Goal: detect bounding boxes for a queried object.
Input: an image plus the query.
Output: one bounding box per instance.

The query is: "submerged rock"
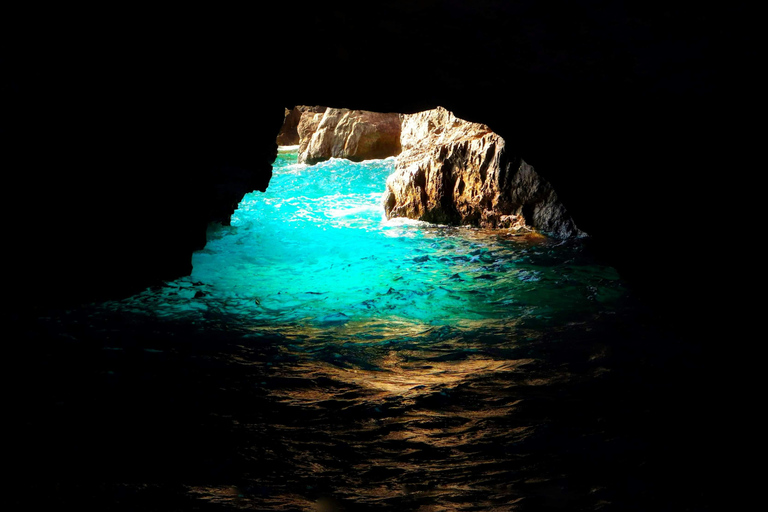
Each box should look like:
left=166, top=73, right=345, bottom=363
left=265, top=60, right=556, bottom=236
left=384, top=107, right=585, bottom=238
left=297, top=107, right=402, bottom=164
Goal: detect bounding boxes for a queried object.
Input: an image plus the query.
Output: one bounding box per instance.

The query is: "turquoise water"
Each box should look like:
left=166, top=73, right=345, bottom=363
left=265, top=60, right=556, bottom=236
left=105, top=147, right=626, bottom=333
left=30, top=149, right=684, bottom=510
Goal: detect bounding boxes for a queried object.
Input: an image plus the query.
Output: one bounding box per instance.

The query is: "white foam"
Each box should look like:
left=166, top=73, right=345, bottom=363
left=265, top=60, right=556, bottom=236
left=327, top=205, right=377, bottom=217
left=382, top=216, right=434, bottom=227
left=275, top=163, right=310, bottom=174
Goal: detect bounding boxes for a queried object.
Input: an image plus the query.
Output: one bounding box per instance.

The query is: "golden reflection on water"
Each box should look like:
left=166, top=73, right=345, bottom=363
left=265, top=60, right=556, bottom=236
left=186, top=316, right=583, bottom=510
left=272, top=355, right=534, bottom=406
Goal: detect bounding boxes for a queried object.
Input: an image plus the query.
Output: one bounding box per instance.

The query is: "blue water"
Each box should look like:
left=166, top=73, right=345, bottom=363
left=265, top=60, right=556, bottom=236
left=34, top=149, right=689, bottom=510
left=104, top=147, right=627, bottom=334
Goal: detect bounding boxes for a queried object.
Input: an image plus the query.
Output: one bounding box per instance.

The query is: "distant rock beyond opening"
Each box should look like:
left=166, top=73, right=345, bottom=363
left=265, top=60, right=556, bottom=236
left=277, top=106, right=584, bottom=239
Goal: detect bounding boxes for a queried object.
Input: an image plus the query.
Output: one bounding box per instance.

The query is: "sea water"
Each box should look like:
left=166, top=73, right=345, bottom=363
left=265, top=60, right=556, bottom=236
left=31, top=148, right=694, bottom=510
left=104, top=147, right=627, bottom=332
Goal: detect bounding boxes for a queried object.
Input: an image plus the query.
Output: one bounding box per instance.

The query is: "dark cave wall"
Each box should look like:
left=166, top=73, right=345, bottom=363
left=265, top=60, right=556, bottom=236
left=6, top=30, right=284, bottom=309
left=6, top=2, right=749, bottom=329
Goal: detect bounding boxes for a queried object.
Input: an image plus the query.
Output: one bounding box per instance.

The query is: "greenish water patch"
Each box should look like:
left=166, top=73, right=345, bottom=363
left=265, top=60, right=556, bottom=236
left=100, top=148, right=628, bottom=333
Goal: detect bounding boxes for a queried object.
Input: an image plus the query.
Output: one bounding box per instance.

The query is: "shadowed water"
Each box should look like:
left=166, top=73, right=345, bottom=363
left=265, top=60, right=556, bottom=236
left=12, top=149, right=715, bottom=511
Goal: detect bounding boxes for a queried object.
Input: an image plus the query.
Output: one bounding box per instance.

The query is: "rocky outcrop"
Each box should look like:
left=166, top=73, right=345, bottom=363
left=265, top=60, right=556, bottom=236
left=383, top=107, right=584, bottom=238
left=276, top=106, right=327, bottom=146
left=290, top=105, right=583, bottom=238
left=297, top=108, right=402, bottom=164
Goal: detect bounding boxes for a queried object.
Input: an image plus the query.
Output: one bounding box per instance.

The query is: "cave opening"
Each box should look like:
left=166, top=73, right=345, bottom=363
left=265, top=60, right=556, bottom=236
left=7, top=3, right=742, bottom=507
left=108, top=104, right=631, bottom=337
left=62, top=113, right=646, bottom=509
left=188, top=144, right=625, bottom=331
left=13, top=104, right=685, bottom=512
left=86, top=104, right=630, bottom=338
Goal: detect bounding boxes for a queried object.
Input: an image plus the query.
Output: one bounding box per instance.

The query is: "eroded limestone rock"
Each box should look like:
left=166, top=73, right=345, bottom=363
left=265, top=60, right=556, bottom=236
left=276, top=105, right=327, bottom=146
left=297, top=108, right=402, bottom=164
left=288, top=105, right=582, bottom=238
left=384, top=107, right=584, bottom=238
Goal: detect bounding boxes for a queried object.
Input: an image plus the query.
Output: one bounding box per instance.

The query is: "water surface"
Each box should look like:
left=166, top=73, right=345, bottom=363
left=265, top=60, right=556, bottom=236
left=18, top=149, right=703, bottom=510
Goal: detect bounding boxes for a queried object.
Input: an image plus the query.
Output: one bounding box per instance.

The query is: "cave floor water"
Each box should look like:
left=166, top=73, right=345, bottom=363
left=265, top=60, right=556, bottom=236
left=11, top=149, right=720, bottom=510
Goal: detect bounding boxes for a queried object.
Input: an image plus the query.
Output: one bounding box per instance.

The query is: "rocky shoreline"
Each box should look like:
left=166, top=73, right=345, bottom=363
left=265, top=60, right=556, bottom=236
left=279, top=106, right=584, bottom=238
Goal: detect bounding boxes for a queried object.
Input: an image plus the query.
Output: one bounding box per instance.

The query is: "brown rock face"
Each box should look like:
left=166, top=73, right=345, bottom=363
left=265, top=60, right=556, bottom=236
left=297, top=108, right=402, bottom=164
left=276, top=106, right=327, bottom=146
left=289, top=105, right=582, bottom=238
left=384, top=107, right=584, bottom=238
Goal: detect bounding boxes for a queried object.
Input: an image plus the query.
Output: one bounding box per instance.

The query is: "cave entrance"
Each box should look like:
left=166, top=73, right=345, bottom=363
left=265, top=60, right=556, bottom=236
left=95, top=105, right=620, bottom=334
left=181, top=144, right=621, bottom=332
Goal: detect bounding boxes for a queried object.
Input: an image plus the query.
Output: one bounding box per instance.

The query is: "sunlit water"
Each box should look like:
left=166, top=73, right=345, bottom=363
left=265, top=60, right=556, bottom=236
left=105, top=148, right=627, bottom=331
left=23, top=149, right=702, bottom=510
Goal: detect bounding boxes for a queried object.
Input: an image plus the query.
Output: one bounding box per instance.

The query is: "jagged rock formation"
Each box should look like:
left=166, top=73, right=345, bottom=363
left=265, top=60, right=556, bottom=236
left=286, top=105, right=582, bottom=237
left=296, top=107, right=402, bottom=164
left=383, top=107, right=584, bottom=238
left=276, top=106, right=327, bottom=146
